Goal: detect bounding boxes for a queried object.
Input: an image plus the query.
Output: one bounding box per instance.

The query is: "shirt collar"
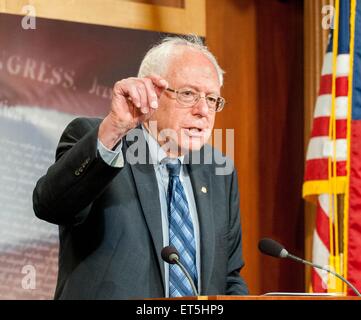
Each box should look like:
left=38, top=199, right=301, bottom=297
left=141, top=125, right=184, bottom=165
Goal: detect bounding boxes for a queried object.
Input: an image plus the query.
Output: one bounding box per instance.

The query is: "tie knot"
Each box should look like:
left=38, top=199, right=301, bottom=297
left=166, top=160, right=181, bottom=177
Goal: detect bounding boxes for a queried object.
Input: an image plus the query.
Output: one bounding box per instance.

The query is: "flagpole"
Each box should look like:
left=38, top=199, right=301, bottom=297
left=328, top=0, right=340, bottom=292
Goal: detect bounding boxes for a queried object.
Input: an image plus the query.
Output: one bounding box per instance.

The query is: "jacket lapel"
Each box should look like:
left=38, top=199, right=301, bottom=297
left=125, top=131, right=166, bottom=294
left=188, top=158, right=215, bottom=295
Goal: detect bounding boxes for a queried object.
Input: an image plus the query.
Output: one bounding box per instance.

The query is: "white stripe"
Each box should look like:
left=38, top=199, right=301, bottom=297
left=307, top=137, right=329, bottom=160
left=306, top=137, right=347, bottom=160
left=321, top=53, right=349, bottom=76
left=314, top=95, right=332, bottom=118
left=318, top=194, right=331, bottom=219
left=336, top=54, right=350, bottom=76
left=314, top=95, right=348, bottom=119
left=312, top=229, right=329, bottom=267
left=334, top=139, right=347, bottom=160
left=335, top=97, right=348, bottom=119
left=322, top=52, right=333, bottom=75
left=312, top=231, right=330, bottom=289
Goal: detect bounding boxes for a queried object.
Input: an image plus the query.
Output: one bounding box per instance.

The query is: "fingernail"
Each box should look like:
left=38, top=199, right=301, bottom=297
left=141, top=108, right=148, bottom=114
left=151, top=101, right=158, bottom=109
left=160, top=80, right=168, bottom=88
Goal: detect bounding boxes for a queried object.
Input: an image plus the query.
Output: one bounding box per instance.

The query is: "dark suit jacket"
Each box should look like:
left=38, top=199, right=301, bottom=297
left=33, top=117, right=248, bottom=299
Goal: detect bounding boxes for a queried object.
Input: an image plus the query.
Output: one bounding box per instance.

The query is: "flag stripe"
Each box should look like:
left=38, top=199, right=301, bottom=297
left=306, top=137, right=347, bottom=161
left=311, top=117, right=347, bottom=138
left=319, top=75, right=333, bottom=95
left=322, top=52, right=333, bottom=75
left=336, top=54, right=350, bottom=75
left=312, top=227, right=329, bottom=292
left=336, top=96, right=349, bottom=118
left=304, top=159, right=346, bottom=181
left=316, top=199, right=331, bottom=246
left=313, top=226, right=330, bottom=267
left=336, top=76, right=349, bottom=97
left=312, top=269, right=327, bottom=293
left=314, top=95, right=348, bottom=119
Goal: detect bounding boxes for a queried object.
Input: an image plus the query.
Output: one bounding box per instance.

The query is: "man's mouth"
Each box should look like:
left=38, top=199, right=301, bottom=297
left=183, top=127, right=206, bottom=137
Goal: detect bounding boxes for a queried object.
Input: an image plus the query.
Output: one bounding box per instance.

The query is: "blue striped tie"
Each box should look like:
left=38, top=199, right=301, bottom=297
left=166, top=160, right=198, bottom=297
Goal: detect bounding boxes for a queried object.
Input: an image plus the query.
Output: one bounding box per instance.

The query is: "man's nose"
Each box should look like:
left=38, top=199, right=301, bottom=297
left=192, top=94, right=209, bottom=117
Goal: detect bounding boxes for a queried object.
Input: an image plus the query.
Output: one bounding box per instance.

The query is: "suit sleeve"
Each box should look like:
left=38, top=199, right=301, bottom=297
left=32, top=117, right=122, bottom=226
left=226, top=169, right=249, bottom=295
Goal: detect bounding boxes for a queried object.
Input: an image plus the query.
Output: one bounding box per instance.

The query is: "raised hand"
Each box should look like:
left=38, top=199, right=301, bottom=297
left=98, top=75, right=168, bottom=149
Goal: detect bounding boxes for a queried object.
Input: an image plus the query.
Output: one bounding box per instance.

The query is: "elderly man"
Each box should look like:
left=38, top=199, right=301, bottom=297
left=33, top=36, right=248, bottom=299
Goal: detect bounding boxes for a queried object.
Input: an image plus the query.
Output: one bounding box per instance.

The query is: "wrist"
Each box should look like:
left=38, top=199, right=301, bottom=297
left=98, top=116, right=127, bottom=150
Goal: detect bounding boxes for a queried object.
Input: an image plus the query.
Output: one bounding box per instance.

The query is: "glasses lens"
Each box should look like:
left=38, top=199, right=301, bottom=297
left=215, top=97, right=225, bottom=112
left=177, top=89, right=198, bottom=104
left=173, top=87, right=225, bottom=111
left=206, top=95, right=218, bottom=108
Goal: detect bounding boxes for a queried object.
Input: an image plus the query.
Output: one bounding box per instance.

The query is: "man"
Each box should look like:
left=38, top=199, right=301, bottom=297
left=33, top=36, right=248, bottom=299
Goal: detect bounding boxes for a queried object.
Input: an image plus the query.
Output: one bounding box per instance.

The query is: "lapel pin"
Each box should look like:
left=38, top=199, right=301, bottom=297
left=201, top=186, right=207, bottom=194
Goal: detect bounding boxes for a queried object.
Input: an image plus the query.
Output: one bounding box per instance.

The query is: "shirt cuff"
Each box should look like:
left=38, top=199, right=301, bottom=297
left=97, top=139, right=124, bottom=168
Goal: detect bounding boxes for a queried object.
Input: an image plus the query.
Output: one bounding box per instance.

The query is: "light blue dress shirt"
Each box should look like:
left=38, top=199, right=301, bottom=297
left=97, top=127, right=201, bottom=297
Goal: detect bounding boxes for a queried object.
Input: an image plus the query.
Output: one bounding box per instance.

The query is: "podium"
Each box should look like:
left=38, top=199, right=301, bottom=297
left=155, top=295, right=361, bottom=300
left=143, top=295, right=361, bottom=318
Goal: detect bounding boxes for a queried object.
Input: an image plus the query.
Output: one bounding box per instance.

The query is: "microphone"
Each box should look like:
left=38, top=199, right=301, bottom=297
left=161, top=246, right=199, bottom=296
left=258, top=238, right=361, bottom=297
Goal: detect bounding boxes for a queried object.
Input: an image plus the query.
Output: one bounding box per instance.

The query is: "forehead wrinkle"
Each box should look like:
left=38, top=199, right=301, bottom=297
left=164, top=50, right=220, bottom=93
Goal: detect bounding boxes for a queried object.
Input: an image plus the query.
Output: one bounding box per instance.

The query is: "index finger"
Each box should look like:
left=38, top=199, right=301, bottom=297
left=147, top=74, right=169, bottom=91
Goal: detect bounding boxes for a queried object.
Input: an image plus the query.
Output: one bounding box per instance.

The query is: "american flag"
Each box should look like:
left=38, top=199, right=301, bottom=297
left=303, top=0, right=361, bottom=295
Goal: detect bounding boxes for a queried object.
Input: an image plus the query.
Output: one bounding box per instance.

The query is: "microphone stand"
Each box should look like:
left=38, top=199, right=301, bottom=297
left=173, top=256, right=199, bottom=296
left=287, top=253, right=361, bottom=297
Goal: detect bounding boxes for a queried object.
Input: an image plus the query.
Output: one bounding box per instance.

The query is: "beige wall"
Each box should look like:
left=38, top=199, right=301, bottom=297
left=0, top=0, right=205, bottom=35
left=207, top=0, right=305, bottom=294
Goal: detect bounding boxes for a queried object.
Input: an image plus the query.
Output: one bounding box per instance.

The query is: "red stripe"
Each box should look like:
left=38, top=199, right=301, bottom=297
left=315, top=202, right=330, bottom=248
left=312, top=198, right=330, bottom=293
left=305, top=159, right=328, bottom=180
left=312, top=268, right=327, bottom=293
left=347, top=121, right=361, bottom=295
left=311, top=118, right=347, bottom=139
left=337, top=161, right=347, bottom=177
left=336, top=119, right=347, bottom=139
left=319, top=75, right=332, bottom=95
left=336, top=76, right=348, bottom=97
left=311, top=117, right=329, bottom=137
left=304, top=159, right=347, bottom=181
left=318, top=75, right=348, bottom=97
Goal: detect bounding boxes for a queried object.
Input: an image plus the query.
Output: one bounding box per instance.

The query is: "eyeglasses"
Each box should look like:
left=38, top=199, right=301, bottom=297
left=165, top=87, right=226, bottom=112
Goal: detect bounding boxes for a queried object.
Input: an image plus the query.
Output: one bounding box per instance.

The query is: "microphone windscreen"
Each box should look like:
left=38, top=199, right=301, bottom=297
left=258, top=238, right=285, bottom=258
left=161, top=246, right=179, bottom=264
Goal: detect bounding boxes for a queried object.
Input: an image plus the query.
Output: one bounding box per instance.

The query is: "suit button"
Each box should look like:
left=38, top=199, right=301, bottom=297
left=82, top=158, right=90, bottom=167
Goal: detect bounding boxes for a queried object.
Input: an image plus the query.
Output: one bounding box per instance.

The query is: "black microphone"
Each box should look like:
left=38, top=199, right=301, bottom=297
left=258, top=238, right=361, bottom=296
left=161, top=246, right=199, bottom=296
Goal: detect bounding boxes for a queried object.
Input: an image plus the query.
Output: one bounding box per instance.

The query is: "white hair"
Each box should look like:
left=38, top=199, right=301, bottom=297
left=138, top=35, right=224, bottom=86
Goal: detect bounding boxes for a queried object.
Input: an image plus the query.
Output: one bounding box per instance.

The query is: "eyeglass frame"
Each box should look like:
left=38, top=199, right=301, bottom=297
left=165, top=87, right=226, bottom=112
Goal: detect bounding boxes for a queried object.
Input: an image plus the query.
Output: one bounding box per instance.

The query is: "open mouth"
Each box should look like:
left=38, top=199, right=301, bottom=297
left=183, top=127, right=206, bottom=137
